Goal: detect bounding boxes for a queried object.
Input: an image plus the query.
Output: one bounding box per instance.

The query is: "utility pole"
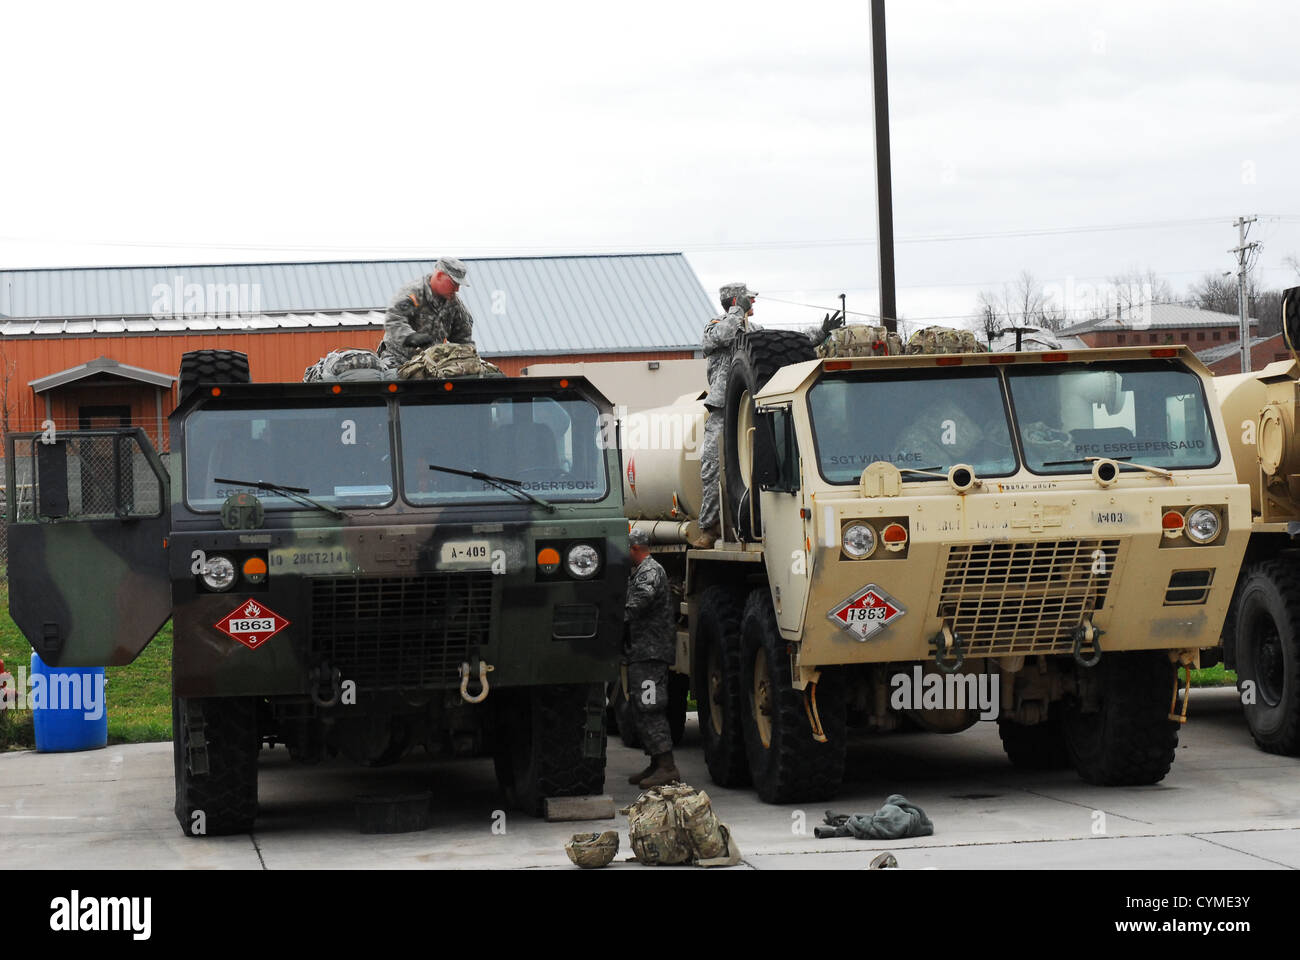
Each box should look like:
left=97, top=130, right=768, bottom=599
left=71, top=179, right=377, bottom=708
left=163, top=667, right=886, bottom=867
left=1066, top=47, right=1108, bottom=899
left=871, top=0, right=896, bottom=333
left=1231, top=215, right=1259, bottom=372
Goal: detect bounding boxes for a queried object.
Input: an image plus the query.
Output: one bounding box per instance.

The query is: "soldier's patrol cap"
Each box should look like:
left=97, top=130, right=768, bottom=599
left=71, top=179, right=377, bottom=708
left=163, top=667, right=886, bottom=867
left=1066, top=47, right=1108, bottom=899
left=434, top=257, right=470, bottom=287
left=720, top=282, right=758, bottom=301
left=628, top=527, right=651, bottom=547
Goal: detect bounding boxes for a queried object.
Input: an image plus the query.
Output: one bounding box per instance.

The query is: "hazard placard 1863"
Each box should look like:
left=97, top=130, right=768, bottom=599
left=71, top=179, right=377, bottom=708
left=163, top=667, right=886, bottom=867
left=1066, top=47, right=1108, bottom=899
left=215, top=599, right=290, bottom=650
left=827, top=585, right=904, bottom=641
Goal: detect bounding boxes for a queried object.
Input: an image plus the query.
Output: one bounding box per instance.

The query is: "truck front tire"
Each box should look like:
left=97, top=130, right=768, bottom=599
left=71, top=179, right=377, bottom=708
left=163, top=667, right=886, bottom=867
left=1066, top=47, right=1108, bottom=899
left=494, top=684, right=606, bottom=817
left=694, top=585, right=751, bottom=787
left=1234, top=561, right=1300, bottom=754
left=739, top=588, right=846, bottom=803
left=998, top=707, right=1070, bottom=770
left=173, top=694, right=260, bottom=837
left=1062, top=652, right=1179, bottom=785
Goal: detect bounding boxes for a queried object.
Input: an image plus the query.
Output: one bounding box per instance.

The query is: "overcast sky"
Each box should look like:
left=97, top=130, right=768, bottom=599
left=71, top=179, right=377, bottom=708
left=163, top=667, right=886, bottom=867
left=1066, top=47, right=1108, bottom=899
left=1, top=0, right=1297, bottom=333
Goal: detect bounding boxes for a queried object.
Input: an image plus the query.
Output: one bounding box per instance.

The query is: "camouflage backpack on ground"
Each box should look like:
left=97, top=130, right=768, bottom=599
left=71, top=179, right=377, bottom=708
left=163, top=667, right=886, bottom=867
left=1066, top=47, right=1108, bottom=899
left=619, top=782, right=741, bottom=867
left=397, top=342, right=505, bottom=380
left=816, top=324, right=905, bottom=358
left=302, top=348, right=388, bottom=382
left=904, top=326, right=987, bottom=355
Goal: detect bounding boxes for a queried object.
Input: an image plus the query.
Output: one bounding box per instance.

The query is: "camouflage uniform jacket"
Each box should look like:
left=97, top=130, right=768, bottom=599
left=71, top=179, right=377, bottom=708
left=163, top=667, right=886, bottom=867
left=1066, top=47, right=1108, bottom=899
left=701, top=307, right=820, bottom=410
left=378, top=276, right=475, bottom=366
left=624, top=555, right=675, bottom=663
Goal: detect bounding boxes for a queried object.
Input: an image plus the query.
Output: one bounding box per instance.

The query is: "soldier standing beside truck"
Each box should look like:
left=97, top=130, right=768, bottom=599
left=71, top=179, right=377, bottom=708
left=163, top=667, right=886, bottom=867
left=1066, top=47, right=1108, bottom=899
left=377, top=256, right=476, bottom=370
left=692, top=282, right=843, bottom=548
left=624, top=527, right=681, bottom=787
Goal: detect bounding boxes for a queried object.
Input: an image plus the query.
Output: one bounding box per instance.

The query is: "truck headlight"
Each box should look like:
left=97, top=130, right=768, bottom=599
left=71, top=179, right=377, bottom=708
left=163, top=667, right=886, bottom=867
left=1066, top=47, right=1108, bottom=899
left=202, top=555, right=236, bottom=591
left=566, top=543, right=601, bottom=579
left=1185, top=508, right=1221, bottom=544
left=842, top=523, right=877, bottom=559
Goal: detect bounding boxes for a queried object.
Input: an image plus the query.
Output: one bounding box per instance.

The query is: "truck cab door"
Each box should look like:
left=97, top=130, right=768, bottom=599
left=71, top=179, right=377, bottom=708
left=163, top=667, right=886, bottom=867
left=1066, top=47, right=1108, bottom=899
left=5, top=428, right=171, bottom=667
left=754, top=405, right=810, bottom=634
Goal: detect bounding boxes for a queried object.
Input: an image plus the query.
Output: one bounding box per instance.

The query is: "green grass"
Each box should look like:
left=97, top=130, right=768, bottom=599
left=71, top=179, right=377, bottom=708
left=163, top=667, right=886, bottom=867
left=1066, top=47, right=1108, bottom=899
left=1185, top=663, right=1237, bottom=688
left=0, top=572, right=173, bottom=749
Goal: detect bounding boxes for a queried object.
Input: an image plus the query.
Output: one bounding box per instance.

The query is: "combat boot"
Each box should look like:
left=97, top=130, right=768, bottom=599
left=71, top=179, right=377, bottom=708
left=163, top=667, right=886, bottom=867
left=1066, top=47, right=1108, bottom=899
left=686, top=521, right=718, bottom=549
left=638, top=752, right=681, bottom=789
left=628, top=759, right=655, bottom=784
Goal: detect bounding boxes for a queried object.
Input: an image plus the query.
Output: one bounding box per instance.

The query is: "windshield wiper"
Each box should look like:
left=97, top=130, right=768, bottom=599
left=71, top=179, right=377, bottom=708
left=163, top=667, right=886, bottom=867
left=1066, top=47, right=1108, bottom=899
left=898, top=465, right=948, bottom=479
left=428, top=463, right=556, bottom=512
left=1039, top=455, right=1175, bottom=480
left=214, top=477, right=346, bottom=518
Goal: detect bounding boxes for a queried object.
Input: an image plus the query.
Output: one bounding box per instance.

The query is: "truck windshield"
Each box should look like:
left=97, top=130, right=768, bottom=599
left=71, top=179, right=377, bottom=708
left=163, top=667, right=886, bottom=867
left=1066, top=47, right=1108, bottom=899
left=400, top=395, right=607, bottom=505
left=185, top=403, right=394, bottom=510
left=1006, top=361, right=1219, bottom=474
left=808, top=369, right=1018, bottom=483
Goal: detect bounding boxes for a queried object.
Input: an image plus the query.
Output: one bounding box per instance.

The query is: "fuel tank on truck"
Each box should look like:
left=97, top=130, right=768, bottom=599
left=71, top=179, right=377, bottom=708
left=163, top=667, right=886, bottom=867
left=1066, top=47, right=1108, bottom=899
left=1214, top=358, right=1300, bottom=515
left=622, top=391, right=707, bottom=522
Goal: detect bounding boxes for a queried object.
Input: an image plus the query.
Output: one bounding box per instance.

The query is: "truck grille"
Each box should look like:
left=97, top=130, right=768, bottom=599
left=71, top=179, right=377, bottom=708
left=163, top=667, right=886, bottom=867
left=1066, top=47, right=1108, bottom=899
left=937, top=539, right=1121, bottom=657
left=310, top=574, right=494, bottom=689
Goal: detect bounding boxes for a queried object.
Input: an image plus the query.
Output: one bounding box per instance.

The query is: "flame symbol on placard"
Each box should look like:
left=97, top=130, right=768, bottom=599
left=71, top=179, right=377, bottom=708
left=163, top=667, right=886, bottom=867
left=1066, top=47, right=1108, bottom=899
left=244, top=601, right=262, bottom=618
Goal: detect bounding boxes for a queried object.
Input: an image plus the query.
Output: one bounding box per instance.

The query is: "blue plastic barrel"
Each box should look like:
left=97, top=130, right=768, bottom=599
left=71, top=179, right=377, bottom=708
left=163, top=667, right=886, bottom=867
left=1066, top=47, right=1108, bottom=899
left=31, top=652, right=108, bottom=752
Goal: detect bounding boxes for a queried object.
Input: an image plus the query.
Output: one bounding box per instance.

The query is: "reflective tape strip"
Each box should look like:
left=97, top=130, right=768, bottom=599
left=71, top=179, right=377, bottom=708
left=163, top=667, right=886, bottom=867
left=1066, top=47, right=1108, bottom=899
left=822, top=506, right=838, bottom=548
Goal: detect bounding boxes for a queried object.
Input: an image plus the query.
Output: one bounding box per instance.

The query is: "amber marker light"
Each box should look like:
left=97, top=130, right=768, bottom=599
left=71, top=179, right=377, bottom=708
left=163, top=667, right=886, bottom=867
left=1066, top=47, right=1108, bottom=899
left=560, top=379, right=570, bottom=388
left=210, top=387, right=222, bottom=396
left=1151, top=348, right=1178, bottom=358
left=331, top=384, right=342, bottom=394
left=825, top=361, right=852, bottom=371
left=537, top=547, right=561, bottom=574
left=444, top=382, right=454, bottom=391
left=388, top=383, right=398, bottom=393
left=243, top=556, right=268, bottom=583
left=1162, top=510, right=1186, bottom=539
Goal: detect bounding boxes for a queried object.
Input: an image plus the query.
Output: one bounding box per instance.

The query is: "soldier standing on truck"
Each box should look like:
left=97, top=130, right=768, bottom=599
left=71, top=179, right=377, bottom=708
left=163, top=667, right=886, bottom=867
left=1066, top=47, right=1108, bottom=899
left=690, top=282, right=844, bottom=548
left=624, top=527, right=681, bottom=788
left=377, top=256, right=475, bottom=370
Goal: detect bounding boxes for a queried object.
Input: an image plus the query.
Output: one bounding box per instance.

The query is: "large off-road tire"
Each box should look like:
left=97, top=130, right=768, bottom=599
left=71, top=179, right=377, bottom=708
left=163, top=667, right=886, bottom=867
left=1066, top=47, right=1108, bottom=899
left=173, top=694, right=259, bottom=837
left=493, top=684, right=606, bottom=817
left=739, top=588, right=846, bottom=803
left=179, top=349, right=251, bottom=398
left=722, top=330, right=817, bottom=541
left=998, top=707, right=1070, bottom=770
left=694, top=585, right=750, bottom=787
left=1234, top=561, right=1300, bottom=755
left=1062, top=652, right=1179, bottom=785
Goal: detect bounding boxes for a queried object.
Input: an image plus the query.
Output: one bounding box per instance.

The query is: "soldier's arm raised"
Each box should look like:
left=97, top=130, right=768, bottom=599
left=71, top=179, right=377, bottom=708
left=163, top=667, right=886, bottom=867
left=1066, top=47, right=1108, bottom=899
left=702, top=315, right=741, bottom=356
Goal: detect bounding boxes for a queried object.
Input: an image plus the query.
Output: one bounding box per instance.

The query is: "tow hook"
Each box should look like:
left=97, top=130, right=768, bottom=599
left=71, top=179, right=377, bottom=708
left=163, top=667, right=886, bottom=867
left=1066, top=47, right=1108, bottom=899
left=309, top=664, right=342, bottom=708
left=459, top=660, right=495, bottom=704
left=1169, top=651, right=1195, bottom=724
left=933, top=624, right=965, bottom=674
left=802, top=681, right=829, bottom=743
left=1072, top=622, right=1103, bottom=668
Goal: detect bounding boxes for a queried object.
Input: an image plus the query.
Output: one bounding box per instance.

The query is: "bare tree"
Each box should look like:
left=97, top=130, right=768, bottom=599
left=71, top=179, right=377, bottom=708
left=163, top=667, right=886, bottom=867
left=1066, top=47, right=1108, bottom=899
left=974, top=270, right=1066, bottom=336
left=1107, top=266, right=1173, bottom=316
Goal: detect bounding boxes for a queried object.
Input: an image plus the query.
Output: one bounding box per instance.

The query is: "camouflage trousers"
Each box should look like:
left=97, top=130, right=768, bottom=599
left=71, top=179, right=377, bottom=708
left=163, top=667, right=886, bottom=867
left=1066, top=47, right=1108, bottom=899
left=698, top=407, right=723, bottom=532
left=628, top=660, right=673, bottom=756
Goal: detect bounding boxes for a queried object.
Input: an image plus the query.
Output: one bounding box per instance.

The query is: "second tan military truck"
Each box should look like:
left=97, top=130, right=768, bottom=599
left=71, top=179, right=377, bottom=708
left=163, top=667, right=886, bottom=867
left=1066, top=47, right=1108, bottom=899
left=626, top=331, right=1250, bottom=802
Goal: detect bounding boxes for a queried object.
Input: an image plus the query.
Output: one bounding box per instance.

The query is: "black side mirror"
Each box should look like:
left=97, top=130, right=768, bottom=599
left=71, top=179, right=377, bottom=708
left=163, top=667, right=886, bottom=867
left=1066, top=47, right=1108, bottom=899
left=753, top=412, right=781, bottom=489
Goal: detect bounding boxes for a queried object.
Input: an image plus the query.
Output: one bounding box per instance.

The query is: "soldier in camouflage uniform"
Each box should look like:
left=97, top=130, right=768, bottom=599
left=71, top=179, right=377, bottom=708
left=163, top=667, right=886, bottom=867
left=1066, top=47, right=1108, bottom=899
left=377, top=256, right=476, bottom=370
left=692, top=283, right=844, bottom=548
left=624, top=527, right=680, bottom=788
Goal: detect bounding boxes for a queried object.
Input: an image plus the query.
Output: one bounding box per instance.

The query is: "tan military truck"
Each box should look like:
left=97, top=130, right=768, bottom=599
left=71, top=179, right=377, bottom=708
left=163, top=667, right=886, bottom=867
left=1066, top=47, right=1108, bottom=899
left=1209, top=287, right=1300, bottom=754
left=625, top=329, right=1251, bottom=802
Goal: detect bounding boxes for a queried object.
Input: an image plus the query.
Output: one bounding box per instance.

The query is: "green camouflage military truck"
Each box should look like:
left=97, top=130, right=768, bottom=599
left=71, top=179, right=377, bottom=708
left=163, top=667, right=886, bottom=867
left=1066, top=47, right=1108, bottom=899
left=5, top=350, right=628, bottom=834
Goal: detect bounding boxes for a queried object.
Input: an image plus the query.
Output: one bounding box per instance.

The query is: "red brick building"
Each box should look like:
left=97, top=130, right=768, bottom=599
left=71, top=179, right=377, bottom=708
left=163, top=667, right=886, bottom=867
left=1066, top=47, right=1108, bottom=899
left=1059, top=303, right=1258, bottom=351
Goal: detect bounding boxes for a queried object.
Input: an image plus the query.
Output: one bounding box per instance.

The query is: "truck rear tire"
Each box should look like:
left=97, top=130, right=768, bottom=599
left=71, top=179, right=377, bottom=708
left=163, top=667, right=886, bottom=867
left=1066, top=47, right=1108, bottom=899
left=1234, top=561, right=1300, bottom=754
left=998, top=708, right=1070, bottom=770
left=722, top=330, right=817, bottom=541
left=173, top=694, right=259, bottom=837
left=739, top=588, right=846, bottom=803
left=179, top=349, right=250, bottom=399
left=494, top=684, right=606, bottom=817
left=1062, top=652, right=1179, bottom=785
left=694, top=585, right=751, bottom=787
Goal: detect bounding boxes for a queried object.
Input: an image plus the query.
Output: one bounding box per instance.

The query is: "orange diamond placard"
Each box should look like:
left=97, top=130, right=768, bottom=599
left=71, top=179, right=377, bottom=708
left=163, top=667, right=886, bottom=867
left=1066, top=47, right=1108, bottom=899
left=215, top=598, right=290, bottom=650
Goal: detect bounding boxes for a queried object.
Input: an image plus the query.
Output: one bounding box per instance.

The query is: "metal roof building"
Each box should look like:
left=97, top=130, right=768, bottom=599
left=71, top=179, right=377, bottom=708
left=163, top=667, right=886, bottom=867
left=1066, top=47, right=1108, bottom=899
left=0, top=253, right=710, bottom=356
left=0, top=253, right=713, bottom=449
